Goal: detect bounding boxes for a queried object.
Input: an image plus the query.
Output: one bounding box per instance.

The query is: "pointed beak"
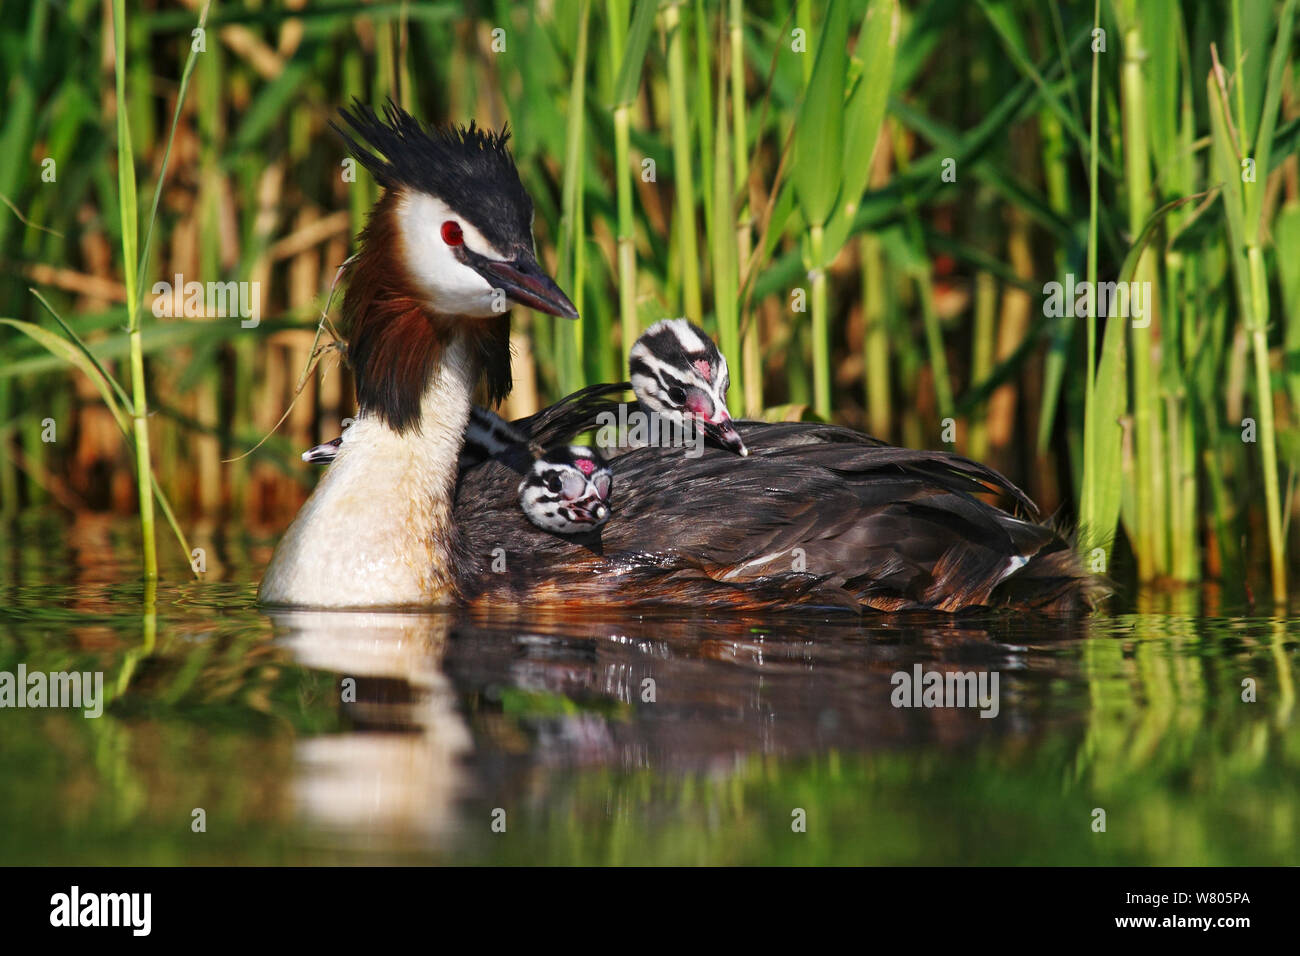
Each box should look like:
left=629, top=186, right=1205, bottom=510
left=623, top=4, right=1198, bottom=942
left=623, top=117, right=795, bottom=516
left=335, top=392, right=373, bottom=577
left=475, top=249, right=579, bottom=319
left=572, top=497, right=609, bottom=527
left=301, top=437, right=342, bottom=464
left=705, top=417, right=749, bottom=456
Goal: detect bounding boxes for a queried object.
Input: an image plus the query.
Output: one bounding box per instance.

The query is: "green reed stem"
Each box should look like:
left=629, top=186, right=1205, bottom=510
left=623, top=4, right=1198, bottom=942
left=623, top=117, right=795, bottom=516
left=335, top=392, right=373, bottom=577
left=608, top=0, right=638, bottom=357
left=111, top=0, right=156, bottom=580
left=612, top=105, right=638, bottom=348
left=968, top=271, right=996, bottom=462
left=1240, top=0, right=1293, bottom=602
left=1209, top=0, right=1292, bottom=603
left=1246, top=245, right=1287, bottom=602
left=664, top=1, right=703, bottom=322
left=1121, top=21, right=1167, bottom=580
left=1036, top=104, right=1072, bottom=456
left=861, top=232, right=891, bottom=439
left=556, top=0, right=590, bottom=394
left=1079, top=0, right=1104, bottom=553
left=729, top=0, right=755, bottom=414
left=809, top=223, right=831, bottom=418
left=693, top=0, right=715, bottom=251
left=608, top=0, right=656, bottom=364
left=711, top=17, right=740, bottom=410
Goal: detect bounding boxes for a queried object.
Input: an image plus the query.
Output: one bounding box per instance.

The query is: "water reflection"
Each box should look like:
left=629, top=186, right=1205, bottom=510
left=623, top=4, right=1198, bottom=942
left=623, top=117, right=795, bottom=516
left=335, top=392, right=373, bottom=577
left=270, top=610, right=470, bottom=847
left=443, top=609, right=1096, bottom=773
left=1, top=516, right=1297, bottom=864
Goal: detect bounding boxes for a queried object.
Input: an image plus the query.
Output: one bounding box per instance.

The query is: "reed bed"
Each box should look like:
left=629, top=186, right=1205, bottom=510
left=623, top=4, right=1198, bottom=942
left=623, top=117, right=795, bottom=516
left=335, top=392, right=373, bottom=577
left=0, top=0, right=1296, bottom=602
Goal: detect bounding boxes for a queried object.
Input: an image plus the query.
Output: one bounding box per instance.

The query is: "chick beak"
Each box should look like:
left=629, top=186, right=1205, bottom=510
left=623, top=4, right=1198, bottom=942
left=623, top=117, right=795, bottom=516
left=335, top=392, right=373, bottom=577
left=705, top=417, right=749, bottom=456
left=574, top=497, right=609, bottom=527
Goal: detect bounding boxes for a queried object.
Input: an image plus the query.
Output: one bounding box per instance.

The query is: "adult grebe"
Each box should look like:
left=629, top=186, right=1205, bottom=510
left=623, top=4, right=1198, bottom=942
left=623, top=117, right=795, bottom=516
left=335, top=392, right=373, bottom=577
left=259, top=103, right=1099, bottom=614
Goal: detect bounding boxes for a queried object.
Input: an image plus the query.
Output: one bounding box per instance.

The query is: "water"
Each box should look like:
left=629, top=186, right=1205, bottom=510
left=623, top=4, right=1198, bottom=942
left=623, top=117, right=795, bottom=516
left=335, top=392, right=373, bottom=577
left=2, top=512, right=1296, bottom=865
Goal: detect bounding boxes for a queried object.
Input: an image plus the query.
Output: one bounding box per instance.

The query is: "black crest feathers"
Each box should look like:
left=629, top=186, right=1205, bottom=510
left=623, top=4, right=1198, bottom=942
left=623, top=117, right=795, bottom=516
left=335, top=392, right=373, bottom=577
left=331, top=99, right=535, bottom=253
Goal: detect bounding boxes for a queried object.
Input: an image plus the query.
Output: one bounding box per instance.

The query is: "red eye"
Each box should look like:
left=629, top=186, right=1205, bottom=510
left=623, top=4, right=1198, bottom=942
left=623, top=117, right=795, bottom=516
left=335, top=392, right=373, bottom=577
left=441, top=221, right=463, bottom=246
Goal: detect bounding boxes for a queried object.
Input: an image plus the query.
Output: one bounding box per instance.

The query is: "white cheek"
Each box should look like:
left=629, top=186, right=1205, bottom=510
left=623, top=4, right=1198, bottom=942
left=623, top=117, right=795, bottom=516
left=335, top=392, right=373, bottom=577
left=397, top=192, right=505, bottom=317
left=630, top=372, right=659, bottom=405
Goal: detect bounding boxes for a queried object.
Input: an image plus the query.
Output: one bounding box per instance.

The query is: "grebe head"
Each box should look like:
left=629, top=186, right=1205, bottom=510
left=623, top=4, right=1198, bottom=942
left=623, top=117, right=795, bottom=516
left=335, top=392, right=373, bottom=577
left=332, top=102, right=576, bottom=434
left=628, top=318, right=748, bottom=456
left=518, top=445, right=613, bottom=535
left=334, top=101, right=577, bottom=321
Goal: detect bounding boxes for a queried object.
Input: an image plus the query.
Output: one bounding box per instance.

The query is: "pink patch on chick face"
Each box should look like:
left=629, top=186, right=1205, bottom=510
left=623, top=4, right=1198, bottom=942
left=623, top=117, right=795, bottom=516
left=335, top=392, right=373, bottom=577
left=686, top=393, right=716, bottom=419
left=693, top=359, right=712, bottom=381
left=575, top=458, right=596, bottom=476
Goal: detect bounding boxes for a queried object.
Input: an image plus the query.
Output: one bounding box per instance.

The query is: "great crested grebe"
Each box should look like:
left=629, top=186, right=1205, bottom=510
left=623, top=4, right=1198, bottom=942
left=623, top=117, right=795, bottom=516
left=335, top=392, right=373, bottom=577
left=259, top=102, right=1100, bottom=614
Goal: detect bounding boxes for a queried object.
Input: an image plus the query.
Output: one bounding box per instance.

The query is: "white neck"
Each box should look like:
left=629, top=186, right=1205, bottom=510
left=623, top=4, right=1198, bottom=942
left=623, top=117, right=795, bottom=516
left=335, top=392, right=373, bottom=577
left=259, top=336, right=476, bottom=607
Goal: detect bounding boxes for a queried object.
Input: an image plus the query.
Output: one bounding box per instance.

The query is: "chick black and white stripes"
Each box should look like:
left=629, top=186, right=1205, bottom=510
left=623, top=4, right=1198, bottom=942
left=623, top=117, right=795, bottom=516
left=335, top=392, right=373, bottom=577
left=517, top=445, right=613, bottom=535
left=628, top=319, right=748, bottom=455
